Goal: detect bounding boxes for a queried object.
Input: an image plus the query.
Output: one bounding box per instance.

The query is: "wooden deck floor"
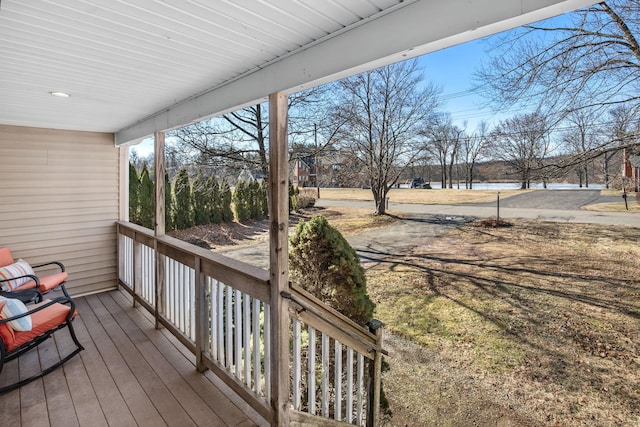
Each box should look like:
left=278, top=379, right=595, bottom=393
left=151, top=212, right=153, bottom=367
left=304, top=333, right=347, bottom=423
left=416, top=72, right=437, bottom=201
left=0, top=290, right=269, bottom=427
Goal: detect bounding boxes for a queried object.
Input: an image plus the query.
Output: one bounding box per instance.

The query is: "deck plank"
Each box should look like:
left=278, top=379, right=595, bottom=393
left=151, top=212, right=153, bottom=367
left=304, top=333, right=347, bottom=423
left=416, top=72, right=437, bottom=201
left=54, top=316, right=109, bottom=427
left=18, top=346, right=49, bottom=427
left=0, top=358, right=21, bottom=426
left=109, top=291, right=267, bottom=426
left=70, top=303, right=137, bottom=427
left=98, top=292, right=227, bottom=426
left=74, top=297, right=161, bottom=426
left=84, top=294, right=197, bottom=427
left=39, top=335, right=79, bottom=427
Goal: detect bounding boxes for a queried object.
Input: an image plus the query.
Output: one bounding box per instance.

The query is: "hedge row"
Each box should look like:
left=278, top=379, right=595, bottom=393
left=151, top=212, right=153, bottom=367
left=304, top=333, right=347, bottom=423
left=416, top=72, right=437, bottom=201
left=129, top=164, right=267, bottom=231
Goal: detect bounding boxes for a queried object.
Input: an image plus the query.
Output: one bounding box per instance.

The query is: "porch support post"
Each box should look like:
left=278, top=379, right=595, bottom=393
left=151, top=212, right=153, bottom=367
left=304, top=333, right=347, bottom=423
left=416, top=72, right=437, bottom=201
left=154, top=131, right=166, bottom=329
left=269, top=92, right=290, bottom=426
left=154, top=131, right=166, bottom=236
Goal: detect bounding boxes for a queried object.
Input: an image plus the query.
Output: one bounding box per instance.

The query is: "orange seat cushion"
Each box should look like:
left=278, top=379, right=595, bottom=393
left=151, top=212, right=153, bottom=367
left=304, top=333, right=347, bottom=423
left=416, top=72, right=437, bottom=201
left=0, top=248, right=14, bottom=268
left=14, top=272, right=68, bottom=293
left=0, top=301, right=16, bottom=350
left=3, top=300, right=76, bottom=352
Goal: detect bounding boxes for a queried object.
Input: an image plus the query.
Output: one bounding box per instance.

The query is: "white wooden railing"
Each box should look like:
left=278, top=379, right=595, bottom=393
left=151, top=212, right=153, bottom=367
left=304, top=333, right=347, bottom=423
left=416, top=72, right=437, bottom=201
left=116, top=221, right=384, bottom=427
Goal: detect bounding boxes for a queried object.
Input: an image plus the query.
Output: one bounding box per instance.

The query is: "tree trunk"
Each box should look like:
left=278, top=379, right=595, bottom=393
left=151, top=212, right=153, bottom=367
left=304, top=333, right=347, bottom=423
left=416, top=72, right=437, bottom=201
left=604, top=153, right=611, bottom=189
left=584, top=164, right=589, bottom=188
left=372, top=187, right=386, bottom=215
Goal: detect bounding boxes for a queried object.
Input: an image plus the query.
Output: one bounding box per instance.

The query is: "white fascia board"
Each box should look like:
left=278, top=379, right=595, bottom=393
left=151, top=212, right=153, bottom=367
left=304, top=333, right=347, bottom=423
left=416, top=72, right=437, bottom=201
left=115, top=0, right=597, bottom=145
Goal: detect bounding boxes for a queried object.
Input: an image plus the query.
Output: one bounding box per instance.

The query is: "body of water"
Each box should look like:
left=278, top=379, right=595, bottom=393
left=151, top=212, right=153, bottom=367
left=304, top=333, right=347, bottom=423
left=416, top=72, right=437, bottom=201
left=400, top=182, right=605, bottom=190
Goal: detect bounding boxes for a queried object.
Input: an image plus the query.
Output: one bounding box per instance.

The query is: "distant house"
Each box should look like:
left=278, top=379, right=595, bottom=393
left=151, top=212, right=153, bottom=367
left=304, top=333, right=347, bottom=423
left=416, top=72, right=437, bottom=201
left=292, top=155, right=316, bottom=188
left=623, top=148, right=640, bottom=192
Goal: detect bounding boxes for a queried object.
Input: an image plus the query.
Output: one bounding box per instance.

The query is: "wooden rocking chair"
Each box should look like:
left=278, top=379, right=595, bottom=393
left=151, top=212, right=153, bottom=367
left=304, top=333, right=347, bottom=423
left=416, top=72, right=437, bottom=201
left=0, top=295, right=83, bottom=393
left=0, top=247, right=70, bottom=299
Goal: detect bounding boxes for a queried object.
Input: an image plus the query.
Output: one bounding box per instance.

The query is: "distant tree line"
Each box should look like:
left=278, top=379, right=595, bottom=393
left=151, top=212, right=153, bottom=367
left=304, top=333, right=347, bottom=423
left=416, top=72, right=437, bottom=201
left=129, top=162, right=267, bottom=230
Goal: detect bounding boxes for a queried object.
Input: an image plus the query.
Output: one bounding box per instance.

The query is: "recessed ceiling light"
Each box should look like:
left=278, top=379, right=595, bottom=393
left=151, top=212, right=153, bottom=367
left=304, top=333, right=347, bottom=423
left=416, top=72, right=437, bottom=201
left=49, top=91, right=70, bottom=98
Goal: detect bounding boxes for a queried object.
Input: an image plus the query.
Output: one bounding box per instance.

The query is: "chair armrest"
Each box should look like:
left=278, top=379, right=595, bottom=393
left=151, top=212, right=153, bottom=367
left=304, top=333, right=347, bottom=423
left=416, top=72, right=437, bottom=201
left=0, top=274, right=40, bottom=288
left=0, top=296, right=76, bottom=324
left=0, top=288, right=42, bottom=304
left=32, top=261, right=65, bottom=273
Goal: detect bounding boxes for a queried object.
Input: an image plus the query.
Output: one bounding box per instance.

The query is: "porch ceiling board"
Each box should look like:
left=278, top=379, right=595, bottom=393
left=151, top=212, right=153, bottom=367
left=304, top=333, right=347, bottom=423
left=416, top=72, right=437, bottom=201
left=0, top=0, right=597, bottom=143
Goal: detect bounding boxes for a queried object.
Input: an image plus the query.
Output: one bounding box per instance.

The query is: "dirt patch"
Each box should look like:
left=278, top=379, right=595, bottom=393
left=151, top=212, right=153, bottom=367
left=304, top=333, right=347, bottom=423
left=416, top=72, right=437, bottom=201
left=168, top=206, right=400, bottom=251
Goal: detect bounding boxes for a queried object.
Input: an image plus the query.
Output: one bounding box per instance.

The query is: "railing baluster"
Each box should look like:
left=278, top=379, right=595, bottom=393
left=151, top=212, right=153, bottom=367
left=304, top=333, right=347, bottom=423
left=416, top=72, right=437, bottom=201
left=308, top=326, right=316, bottom=416
left=292, top=317, right=301, bottom=410
left=217, top=281, right=225, bottom=366
left=264, top=303, right=271, bottom=403
left=210, top=278, right=217, bottom=360
left=347, top=347, right=354, bottom=423
left=335, top=339, right=342, bottom=421
left=235, top=289, right=242, bottom=378
left=321, top=333, right=329, bottom=417
left=243, top=293, right=251, bottom=387
left=191, top=267, right=196, bottom=340
left=171, top=260, right=177, bottom=326
left=357, top=352, right=364, bottom=425
left=226, top=284, right=233, bottom=370
left=252, top=298, right=261, bottom=395
left=180, top=263, right=186, bottom=332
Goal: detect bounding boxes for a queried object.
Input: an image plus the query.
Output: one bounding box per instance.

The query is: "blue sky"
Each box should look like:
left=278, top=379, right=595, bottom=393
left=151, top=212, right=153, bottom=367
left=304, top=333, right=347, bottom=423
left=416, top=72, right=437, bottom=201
left=419, top=38, right=496, bottom=131
left=417, top=30, right=548, bottom=135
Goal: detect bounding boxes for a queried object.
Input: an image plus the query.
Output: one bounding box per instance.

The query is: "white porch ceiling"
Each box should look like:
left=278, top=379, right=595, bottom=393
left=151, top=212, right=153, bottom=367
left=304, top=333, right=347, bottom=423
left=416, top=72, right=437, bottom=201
left=0, top=0, right=596, bottom=145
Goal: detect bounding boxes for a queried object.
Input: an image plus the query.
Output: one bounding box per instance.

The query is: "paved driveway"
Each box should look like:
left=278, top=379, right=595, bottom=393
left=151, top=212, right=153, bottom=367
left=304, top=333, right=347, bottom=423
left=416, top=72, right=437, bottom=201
left=471, top=189, right=619, bottom=210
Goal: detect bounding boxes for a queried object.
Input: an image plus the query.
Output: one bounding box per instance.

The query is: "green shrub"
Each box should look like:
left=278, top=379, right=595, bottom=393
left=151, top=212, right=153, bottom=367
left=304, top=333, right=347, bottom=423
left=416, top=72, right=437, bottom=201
left=174, top=168, right=194, bottom=229
left=206, top=174, right=222, bottom=223
left=289, top=215, right=374, bottom=325
left=164, top=171, right=175, bottom=231
left=192, top=170, right=210, bottom=226
left=139, top=163, right=154, bottom=229
left=259, top=180, right=269, bottom=217
left=220, top=178, right=234, bottom=222
left=129, top=162, right=141, bottom=224
left=296, top=195, right=316, bottom=209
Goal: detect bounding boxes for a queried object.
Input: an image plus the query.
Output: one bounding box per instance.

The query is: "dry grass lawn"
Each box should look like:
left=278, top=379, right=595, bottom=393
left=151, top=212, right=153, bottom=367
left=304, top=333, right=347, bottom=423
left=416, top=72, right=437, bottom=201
left=582, top=192, right=640, bottom=213
left=366, top=219, right=640, bottom=426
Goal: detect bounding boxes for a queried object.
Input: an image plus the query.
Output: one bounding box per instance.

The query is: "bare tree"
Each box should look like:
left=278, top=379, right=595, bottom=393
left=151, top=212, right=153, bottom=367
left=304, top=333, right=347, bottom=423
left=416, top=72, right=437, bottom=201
left=491, top=112, right=552, bottom=189
left=461, top=121, right=491, bottom=189
left=334, top=59, right=440, bottom=214
left=169, top=87, right=329, bottom=179
left=420, top=113, right=462, bottom=189
left=478, top=1, right=640, bottom=112
left=476, top=0, right=640, bottom=167
left=561, top=109, right=600, bottom=187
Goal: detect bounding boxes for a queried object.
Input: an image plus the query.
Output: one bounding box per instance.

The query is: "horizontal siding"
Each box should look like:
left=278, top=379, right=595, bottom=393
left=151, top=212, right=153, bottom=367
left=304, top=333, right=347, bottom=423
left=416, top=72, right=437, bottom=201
left=0, top=125, right=120, bottom=296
